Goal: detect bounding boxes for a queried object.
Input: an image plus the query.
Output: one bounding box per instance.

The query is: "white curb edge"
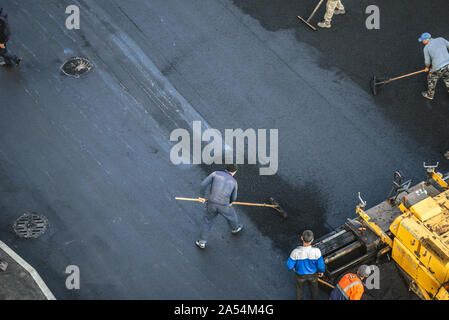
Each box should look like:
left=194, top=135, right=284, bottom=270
left=0, top=240, right=56, bottom=300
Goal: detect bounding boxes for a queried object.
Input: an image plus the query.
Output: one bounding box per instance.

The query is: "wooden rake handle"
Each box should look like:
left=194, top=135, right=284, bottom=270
left=307, top=0, right=326, bottom=21
left=232, top=201, right=279, bottom=208
left=175, top=197, right=205, bottom=202
left=381, top=68, right=428, bottom=85
left=318, top=278, right=335, bottom=289
left=175, top=197, right=280, bottom=208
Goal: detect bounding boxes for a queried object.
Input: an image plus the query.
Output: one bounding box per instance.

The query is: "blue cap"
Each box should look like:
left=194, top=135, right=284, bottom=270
left=418, top=33, right=431, bottom=42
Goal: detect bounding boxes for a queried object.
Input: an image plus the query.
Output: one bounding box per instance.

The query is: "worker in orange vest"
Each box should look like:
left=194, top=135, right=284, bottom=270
left=329, top=265, right=372, bottom=300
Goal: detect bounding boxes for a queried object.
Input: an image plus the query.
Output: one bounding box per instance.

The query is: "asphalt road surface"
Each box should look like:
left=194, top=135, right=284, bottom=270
left=0, top=0, right=448, bottom=299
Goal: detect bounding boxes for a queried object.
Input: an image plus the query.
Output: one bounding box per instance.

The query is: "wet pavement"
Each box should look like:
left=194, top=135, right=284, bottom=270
left=0, top=0, right=448, bottom=299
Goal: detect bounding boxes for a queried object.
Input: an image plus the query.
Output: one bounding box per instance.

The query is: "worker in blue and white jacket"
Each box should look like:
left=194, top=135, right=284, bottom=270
left=286, top=230, right=325, bottom=300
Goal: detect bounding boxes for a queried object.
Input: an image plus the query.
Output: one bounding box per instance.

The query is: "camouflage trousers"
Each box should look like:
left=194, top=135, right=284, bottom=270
left=324, top=0, right=345, bottom=22
left=426, top=64, right=449, bottom=98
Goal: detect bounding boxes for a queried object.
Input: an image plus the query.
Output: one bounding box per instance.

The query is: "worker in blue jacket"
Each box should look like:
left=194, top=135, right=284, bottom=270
left=195, top=164, right=243, bottom=249
left=287, top=230, right=325, bottom=300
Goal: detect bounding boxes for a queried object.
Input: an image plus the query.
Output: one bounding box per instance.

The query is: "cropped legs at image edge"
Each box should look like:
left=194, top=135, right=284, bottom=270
left=0, top=8, right=21, bottom=66
left=318, top=0, right=345, bottom=28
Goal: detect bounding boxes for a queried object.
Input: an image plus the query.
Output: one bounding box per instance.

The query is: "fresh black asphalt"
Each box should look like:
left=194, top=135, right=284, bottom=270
left=0, top=0, right=447, bottom=299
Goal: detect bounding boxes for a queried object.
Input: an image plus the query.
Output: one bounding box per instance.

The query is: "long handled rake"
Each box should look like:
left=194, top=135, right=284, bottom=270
left=370, top=68, right=427, bottom=95
left=175, top=197, right=288, bottom=219
left=297, top=0, right=325, bottom=31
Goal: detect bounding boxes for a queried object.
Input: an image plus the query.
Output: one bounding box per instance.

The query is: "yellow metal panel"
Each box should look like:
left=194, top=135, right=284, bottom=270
left=427, top=255, right=449, bottom=283
left=410, top=197, right=442, bottom=222
left=392, top=238, right=418, bottom=280
left=435, top=287, right=449, bottom=300
left=390, top=215, right=402, bottom=236
left=392, top=239, right=442, bottom=298
left=395, top=216, right=421, bottom=254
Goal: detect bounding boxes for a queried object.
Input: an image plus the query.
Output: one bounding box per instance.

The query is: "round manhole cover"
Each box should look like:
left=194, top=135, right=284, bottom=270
left=13, top=213, right=49, bottom=239
left=61, top=57, right=92, bottom=78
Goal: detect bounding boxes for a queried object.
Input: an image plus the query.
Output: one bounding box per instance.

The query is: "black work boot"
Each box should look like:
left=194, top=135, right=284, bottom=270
left=1, top=59, right=12, bottom=67
left=231, top=224, right=244, bottom=235
left=195, top=240, right=206, bottom=249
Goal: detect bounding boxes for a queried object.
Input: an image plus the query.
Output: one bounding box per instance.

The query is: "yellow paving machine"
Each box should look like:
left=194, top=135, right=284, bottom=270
left=315, top=163, right=449, bottom=300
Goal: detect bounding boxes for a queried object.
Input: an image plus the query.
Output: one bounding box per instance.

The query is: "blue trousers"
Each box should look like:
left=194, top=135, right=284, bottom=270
left=329, top=287, right=346, bottom=300
left=199, top=203, right=239, bottom=244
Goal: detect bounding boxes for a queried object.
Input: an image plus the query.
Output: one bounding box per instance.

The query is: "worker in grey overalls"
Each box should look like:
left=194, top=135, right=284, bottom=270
left=196, top=164, right=243, bottom=249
